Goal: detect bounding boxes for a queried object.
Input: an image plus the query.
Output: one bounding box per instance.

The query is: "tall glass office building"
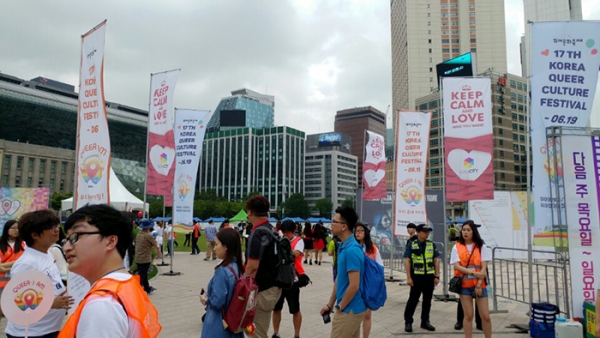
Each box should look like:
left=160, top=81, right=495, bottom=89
left=207, top=88, right=275, bottom=132
left=0, top=73, right=148, bottom=194
left=198, top=126, right=305, bottom=211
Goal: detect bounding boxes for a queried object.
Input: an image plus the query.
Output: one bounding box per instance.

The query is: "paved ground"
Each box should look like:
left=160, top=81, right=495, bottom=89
left=1, top=252, right=533, bottom=337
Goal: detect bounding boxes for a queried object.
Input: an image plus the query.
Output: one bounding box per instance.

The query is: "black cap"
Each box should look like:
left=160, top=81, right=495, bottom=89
left=416, top=224, right=433, bottom=232
left=406, top=223, right=417, bottom=229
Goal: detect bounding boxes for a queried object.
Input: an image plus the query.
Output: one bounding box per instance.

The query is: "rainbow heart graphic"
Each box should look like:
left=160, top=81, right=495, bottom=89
left=14, top=288, right=44, bottom=311
left=178, top=181, right=190, bottom=200
left=400, top=185, right=422, bottom=206
left=80, top=155, right=104, bottom=187
left=0, top=199, right=21, bottom=216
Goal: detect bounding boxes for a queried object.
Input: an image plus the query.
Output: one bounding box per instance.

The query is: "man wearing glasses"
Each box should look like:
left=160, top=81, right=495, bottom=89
left=58, top=204, right=161, bottom=338
left=319, top=206, right=365, bottom=338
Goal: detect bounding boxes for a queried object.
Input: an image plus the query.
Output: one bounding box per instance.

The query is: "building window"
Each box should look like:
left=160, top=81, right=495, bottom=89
left=3, top=156, right=10, bottom=170
left=15, top=176, right=21, bottom=187
left=498, top=128, right=503, bottom=135
left=40, top=160, right=46, bottom=173
left=61, top=162, right=66, bottom=174
left=17, top=157, right=23, bottom=170
left=27, top=177, right=32, bottom=187
left=1, top=175, right=7, bottom=186
left=499, top=139, right=504, bottom=146
left=38, top=178, right=44, bottom=186
left=51, top=161, right=56, bottom=174
left=28, top=158, right=34, bottom=171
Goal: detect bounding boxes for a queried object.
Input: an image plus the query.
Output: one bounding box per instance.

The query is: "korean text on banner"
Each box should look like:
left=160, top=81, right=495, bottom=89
left=146, top=70, right=180, bottom=205
left=561, top=135, right=600, bottom=317
left=531, top=22, right=600, bottom=128
left=362, top=131, right=387, bottom=200
left=393, top=111, right=431, bottom=235
left=442, top=77, right=493, bottom=202
left=172, top=109, right=211, bottom=227
left=75, top=21, right=110, bottom=210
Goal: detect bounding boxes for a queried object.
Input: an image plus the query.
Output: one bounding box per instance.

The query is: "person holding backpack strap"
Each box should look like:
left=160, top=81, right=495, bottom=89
left=245, top=195, right=282, bottom=338
left=199, top=228, right=245, bottom=338
left=354, top=222, right=383, bottom=338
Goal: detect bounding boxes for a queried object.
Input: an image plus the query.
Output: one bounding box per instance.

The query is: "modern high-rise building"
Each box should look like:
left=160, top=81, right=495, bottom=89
left=334, top=106, right=386, bottom=188
left=520, top=0, right=582, bottom=77
left=305, top=132, right=357, bottom=215
left=207, top=88, right=274, bottom=132
left=391, top=0, right=507, bottom=131
left=415, top=70, right=530, bottom=192
left=197, top=126, right=305, bottom=212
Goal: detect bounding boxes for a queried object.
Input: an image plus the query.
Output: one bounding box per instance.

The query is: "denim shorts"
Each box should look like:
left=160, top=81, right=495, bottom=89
left=460, top=286, right=488, bottom=298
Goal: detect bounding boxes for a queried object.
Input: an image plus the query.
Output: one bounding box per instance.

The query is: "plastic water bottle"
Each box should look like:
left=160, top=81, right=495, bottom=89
left=555, top=317, right=583, bottom=338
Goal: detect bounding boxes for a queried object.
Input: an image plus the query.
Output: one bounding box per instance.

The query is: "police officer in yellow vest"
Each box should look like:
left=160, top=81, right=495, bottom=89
left=403, top=224, right=439, bottom=333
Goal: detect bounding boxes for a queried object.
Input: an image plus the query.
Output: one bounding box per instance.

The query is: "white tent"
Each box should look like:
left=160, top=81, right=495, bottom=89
left=61, top=167, right=149, bottom=212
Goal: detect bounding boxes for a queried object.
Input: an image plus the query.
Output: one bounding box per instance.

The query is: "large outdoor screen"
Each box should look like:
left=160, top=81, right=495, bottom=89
left=318, top=132, right=341, bottom=147
left=219, top=109, right=246, bottom=127
left=436, top=52, right=475, bottom=86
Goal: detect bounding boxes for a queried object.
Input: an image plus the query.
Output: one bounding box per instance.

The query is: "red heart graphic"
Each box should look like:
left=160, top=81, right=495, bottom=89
left=541, top=49, right=549, bottom=56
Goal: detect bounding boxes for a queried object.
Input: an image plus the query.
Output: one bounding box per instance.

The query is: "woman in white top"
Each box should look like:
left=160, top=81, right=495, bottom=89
left=450, top=220, right=492, bottom=338
left=48, top=228, right=68, bottom=286
left=354, top=222, right=383, bottom=338
left=154, top=221, right=164, bottom=256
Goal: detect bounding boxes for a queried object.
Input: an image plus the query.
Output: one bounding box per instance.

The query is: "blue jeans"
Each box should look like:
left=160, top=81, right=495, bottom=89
left=460, top=286, right=488, bottom=298
left=167, top=239, right=174, bottom=255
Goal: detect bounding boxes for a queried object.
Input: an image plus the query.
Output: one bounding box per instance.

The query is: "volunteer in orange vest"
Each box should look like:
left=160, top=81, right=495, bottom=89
left=450, top=220, right=492, bottom=338
left=271, top=220, right=305, bottom=338
left=354, top=222, right=383, bottom=338
left=0, top=219, right=26, bottom=318
left=59, top=204, right=161, bottom=338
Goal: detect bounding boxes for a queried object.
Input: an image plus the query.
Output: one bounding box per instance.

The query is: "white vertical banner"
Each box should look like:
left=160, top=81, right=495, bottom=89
left=530, top=22, right=600, bottom=247
left=172, top=109, right=211, bottom=227
left=562, top=135, right=600, bottom=316
left=75, top=21, right=110, bottom=209
left=393, top=111, right=431, bottom=236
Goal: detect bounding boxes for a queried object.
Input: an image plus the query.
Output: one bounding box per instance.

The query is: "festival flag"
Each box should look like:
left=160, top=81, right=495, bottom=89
left=74, top=21, right=110, bottom=210
left=172, top=109, right=211, bottom=227
left=393, top=111, right=431, bottom=234
left=442, top=77, right=493, bottom=202
left=146, top=70, right=180, bottom=206
left=362, top=131, right=386, bottom=200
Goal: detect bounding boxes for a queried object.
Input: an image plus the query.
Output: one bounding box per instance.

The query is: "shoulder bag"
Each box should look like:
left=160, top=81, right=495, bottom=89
left=448, top=245, right=475, bottom=294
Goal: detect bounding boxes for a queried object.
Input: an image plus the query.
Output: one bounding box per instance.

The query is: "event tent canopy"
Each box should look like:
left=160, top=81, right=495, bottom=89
left=61, top=167, right=148, bottom=212
left=229, top=209, right=247, bottom=222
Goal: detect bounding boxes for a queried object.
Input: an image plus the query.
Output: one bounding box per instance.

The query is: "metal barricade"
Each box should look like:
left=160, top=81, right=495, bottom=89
left=373, top=237, right=406, bottom=281
left=490, top=247, right=571, bottom=318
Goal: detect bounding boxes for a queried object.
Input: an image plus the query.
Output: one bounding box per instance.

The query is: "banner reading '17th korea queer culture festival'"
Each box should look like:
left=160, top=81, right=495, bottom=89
left=393, top=111, right=431, bottom=235
left=75, top=21, right=110, bottom=210
left=442, top=77, right=493, bottom=202
left=362, top=131, right=386, bottom=200
left=172, top=109, right=211, bottom=227
left=146, top=70, right=180, bottom=206
left=561, top=135, right=600, bottom=317
left=530, top=21, right=600, bottom=245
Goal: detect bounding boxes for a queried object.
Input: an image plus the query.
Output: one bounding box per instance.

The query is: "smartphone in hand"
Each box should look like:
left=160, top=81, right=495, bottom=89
left=322, top=311, right=331, bottom=324
left=200, top=288, right=206, bottom=296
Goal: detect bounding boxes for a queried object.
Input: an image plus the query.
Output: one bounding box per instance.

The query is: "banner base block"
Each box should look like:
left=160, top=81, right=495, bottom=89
left=157, top=263, right=170, bottom=266
left=433, top=293, right=459, bottom=302
left=162, top=271, right=181, bottom=276
left=505, top=323, right=528, bottom=333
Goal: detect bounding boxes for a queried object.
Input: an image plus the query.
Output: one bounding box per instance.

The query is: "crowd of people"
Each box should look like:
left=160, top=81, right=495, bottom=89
left=0, top=196, right=547, bottom=338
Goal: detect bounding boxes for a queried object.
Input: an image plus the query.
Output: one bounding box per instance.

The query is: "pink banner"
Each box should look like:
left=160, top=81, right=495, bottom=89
left=443, top=77, right=493, bottom=202
left=362, top=131, right=386, bottom=200
left=146, top=70, right=179, bottom=204
left=74, top=21, right=110, bottom=209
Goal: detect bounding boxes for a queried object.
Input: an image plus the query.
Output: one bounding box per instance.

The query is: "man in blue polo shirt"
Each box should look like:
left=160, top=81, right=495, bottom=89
left=320, top=206, right=365, bottom=338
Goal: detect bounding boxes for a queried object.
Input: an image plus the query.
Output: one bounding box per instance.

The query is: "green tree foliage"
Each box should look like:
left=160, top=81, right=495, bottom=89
left=50, top=192, right=72, bottom=210
left=342, top=197, right=355, bottom=209
left=315, top=198, right=334, bottom=218
left=283, top=193, right=310, bottom=219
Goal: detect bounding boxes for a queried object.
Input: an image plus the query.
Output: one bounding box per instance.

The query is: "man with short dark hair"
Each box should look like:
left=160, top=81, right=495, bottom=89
left=59, top=204, right=161, bottom=337
left=203, top=220, right=217, bottom=261
left=406, top=223, right=417, bottom=245
left=245, top=195, right=282, bottom=338
left=320, top=206, right=365, bottom=338
left=403, top=224, right=439, bottom=332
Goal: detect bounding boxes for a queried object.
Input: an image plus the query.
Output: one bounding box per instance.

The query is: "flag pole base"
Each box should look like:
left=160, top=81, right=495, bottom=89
left=433, top=293, right=459, bottom=302
left=157, top=262, right=170, bottom=266
left=162, top=271, right=181, bottom=276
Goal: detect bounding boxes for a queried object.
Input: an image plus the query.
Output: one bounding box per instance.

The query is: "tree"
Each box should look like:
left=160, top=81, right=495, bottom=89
left=315, top=198, right=334, bottom=218
left=283, top=193, right=310, bottom=219
left=342, top=197, right=355, bottom=209
left=50, top=192, right=72, bottom=210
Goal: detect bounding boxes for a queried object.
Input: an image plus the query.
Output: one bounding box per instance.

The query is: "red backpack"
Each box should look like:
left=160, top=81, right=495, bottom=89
left=222, top=266, right=259, bottom=333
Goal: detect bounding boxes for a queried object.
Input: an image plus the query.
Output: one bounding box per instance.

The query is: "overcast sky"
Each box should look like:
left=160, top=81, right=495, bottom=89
left=1, top=1, right=599, bottom=134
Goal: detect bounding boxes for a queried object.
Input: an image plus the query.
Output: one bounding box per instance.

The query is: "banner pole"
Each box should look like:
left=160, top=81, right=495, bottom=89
left=157, top=196, right=169, bottom=267
left=142, top=73, right=153, bottom=219
left=360, top=130, right=366, bottom=218
left=526, top=72, right=534, bottom=309
left=389, top=113, right=401, bottom=283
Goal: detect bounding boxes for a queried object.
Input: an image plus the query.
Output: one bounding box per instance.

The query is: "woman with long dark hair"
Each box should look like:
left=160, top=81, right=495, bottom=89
left=450, top=220, right=492, bottom=338
left=199, top=228, right=245, bottom=338
left=354, top=222, right=383, bottom=338
left=312, top=221, right=326, bottom=265
left=0, top=219, right=25, bottom=318
left=302, top=221, right=314, bottom=265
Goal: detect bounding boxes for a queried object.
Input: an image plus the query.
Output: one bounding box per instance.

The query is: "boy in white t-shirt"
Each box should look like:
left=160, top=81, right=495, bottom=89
left=58, top=204, right=161, bottom=338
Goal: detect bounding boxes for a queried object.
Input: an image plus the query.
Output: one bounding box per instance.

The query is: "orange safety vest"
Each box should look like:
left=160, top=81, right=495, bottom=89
left=365, top=243, right=378, bottom=261
left=291, top=237, right=305, bottom=275
left=0, top=243, right=25, bottom=288
left=59, top=275, right=161, bottom=338
left=453, top=243, right=486, bottom=289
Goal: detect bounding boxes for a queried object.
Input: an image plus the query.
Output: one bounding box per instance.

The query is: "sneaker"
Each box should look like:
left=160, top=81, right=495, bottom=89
left=309, top=260, right=313, bottom=265
left=318, top=261, right=321, bottom=265
left=303, top=259, right=307, bottom=264
left=203, top=258, right=209, bottom=261
left=212, top=257, right=217, bottom=260
left=271, top=334, right=281, bottom=338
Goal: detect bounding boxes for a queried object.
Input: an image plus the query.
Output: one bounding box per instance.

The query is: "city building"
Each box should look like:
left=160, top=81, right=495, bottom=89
left=305, top=132, right=358, bottom=216
left=0, top=72, right=148, bottom=195
left=414, top=70, right=529, bottom=193
left=391, top=0, right=507, bottom=132
left=334, top=106, right=386, bottom=188
left=206, top=88, right=275, bottom=132
left=520, top=0, right=582, bottom=77
left=197, top=126, right=305, bottom=212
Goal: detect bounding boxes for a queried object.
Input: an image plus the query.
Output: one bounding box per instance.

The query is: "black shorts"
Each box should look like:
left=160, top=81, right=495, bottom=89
left=303, top=239, right=313, bottom=250
left=274, top=283, right=300, bottom=314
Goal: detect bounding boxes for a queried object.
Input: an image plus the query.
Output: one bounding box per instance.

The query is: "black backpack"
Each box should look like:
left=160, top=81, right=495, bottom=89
left=266, top=230, right=296, bottom=290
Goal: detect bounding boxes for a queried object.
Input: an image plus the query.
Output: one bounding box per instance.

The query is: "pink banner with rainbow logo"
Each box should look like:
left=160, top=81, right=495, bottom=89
left=0, top=188, right=50, bottom=233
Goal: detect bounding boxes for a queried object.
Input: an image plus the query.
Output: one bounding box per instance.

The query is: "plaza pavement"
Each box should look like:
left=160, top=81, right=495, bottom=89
left=0, top=252, right=532, bottom=337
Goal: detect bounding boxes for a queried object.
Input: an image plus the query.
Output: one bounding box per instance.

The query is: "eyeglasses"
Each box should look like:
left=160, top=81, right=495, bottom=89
left=331, top=220, right=346, bottom=225
left=66, top=231, right=102, bottom=244
left=46, top=224, right=60, bottom=231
